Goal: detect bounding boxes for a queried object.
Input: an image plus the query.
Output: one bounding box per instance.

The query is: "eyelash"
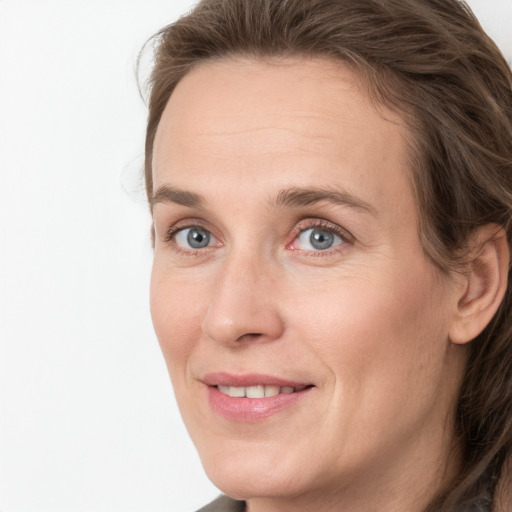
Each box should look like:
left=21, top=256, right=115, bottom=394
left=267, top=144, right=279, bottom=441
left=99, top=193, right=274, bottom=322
left=164, top=218, right=353, bottom=256
left=289, top=219, right=353, bottom=255
left=164, top=219, right=217, bottom=254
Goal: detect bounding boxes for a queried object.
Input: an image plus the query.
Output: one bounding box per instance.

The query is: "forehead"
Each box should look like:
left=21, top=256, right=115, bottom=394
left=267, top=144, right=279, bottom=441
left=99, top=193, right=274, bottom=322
left=152, top=57, right=414, bottom=217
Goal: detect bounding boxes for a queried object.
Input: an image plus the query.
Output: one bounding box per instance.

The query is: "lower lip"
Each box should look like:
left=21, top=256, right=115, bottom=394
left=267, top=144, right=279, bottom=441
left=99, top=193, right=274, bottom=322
left=207, top=386, right=313, bottom=422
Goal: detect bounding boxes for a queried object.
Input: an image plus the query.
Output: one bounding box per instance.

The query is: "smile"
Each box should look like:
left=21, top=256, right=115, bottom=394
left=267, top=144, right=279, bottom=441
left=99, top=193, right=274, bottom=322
left=217, top=384, right=308, bottom=398
left=203, top=374, right=315, bottom=422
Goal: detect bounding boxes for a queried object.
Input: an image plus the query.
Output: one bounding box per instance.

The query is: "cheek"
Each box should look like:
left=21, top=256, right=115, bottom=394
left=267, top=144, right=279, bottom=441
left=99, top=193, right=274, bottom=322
left=149, top=262, right=207, bottom=377
left=289, top=262, right=452, bottom=411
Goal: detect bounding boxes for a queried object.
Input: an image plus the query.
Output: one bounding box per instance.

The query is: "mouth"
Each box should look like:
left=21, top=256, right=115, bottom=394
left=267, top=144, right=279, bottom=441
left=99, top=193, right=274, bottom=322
left=217, top=384, right=311, bottom=398
left=202, top=373, right=315, bottom=422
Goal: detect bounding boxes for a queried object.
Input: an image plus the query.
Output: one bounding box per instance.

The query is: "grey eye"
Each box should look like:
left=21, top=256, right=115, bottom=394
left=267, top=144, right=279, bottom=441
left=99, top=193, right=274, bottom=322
left=175, top=227, right=212, bottom=249
left=297, top=228, right=342, bottom=251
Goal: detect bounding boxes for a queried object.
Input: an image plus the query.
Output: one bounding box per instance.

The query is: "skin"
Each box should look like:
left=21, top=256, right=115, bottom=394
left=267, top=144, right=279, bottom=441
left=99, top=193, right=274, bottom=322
left=150, top=57, right=471, bottom=512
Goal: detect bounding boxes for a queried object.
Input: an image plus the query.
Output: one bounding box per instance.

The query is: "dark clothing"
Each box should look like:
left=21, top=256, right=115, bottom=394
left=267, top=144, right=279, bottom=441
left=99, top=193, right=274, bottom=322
left=196, top=495, right=245, bottom=512
left=195, top=492, right=493, bottom=511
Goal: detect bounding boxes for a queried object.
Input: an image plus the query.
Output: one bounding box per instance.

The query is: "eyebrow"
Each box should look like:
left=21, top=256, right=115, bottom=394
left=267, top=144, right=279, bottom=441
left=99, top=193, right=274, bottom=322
left=274, top=187, right=377, bottom=215
left=151, top=185, right=205, bottom=209
left=151, top=184, right=376, bottom=215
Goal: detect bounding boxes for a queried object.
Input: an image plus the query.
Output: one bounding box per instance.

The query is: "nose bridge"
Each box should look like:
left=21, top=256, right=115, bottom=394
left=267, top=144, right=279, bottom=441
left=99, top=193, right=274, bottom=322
left=201, top=245, right=283, bottom=346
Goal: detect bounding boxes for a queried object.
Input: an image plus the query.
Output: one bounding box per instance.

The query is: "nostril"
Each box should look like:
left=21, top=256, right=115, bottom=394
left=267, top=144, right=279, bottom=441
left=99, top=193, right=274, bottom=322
left=236, top=332, right=263, bottom=342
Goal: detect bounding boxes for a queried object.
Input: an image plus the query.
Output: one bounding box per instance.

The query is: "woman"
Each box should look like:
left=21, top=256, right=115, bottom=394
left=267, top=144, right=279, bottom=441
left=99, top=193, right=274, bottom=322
left=143, top=0, right=512, bottom=510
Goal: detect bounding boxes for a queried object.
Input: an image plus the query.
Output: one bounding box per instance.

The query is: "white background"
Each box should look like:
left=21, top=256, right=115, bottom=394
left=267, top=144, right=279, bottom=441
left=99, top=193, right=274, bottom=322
left=0, top=1, right=510, bottom=511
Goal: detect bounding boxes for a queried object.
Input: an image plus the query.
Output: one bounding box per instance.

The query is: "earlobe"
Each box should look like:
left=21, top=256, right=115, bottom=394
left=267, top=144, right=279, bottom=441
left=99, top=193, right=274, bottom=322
left=449, top=224, right=510, bottom=345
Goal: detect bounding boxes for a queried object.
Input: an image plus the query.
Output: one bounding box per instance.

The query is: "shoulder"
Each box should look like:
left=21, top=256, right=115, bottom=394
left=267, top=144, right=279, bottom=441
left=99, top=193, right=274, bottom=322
left=195, top=495, right=246, bottom=512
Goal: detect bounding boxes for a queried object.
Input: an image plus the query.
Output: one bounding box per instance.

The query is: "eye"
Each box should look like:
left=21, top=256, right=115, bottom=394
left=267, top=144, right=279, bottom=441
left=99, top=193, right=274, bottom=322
left=174, top=227, right=215, bottom=249
left=296, top=227, right=343, bottom=251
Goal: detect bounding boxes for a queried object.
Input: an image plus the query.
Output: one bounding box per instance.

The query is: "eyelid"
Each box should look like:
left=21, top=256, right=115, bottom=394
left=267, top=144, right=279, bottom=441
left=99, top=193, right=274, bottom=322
left=160, top=216, right=353, bottom=255
left=164, top=218, right=212, bottom=241
left=163, top=219, right=223, bottom=256
left=288, top=218, right=354, bottom=252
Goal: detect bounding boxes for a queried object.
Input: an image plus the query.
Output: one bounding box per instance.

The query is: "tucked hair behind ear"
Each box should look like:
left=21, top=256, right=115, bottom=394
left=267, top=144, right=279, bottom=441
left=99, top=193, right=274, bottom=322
left=141, top=1, right=512, bottom=510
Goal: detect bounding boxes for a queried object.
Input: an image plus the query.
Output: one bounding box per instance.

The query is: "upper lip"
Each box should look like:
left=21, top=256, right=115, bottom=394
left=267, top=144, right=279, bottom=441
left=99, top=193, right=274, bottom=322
left=202, top=372, right=313, bottom=388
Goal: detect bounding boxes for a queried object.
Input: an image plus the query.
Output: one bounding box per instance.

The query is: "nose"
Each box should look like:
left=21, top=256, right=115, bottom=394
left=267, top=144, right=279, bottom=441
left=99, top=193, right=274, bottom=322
left=201, top=251, right=285, bottom=347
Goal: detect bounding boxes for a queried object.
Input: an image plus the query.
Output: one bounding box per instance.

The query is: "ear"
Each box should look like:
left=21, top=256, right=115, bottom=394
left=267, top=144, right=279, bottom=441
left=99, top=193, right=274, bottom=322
left=449, top=224, right=510, bottom=345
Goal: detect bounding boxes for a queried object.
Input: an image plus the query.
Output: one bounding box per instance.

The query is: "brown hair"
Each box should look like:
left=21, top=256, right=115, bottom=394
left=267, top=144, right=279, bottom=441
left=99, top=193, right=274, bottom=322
left=142, top=1, right=512, bottom=509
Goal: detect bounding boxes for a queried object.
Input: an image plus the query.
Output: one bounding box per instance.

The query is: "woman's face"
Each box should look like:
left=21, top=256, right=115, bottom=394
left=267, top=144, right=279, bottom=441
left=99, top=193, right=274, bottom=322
left=150, top=58, right=466, bottom=507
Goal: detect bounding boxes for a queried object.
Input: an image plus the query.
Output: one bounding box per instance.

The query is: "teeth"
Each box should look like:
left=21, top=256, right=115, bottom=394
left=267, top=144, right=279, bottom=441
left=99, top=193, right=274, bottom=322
left=230, top=386, right=246, bottom=398
left=246, top=385, right=264, bottom=398
left=217, top=385, right=231, bottom=396
left=217, top=384, right=300, bottom=398
left=264, top=385, right=280, bottom=397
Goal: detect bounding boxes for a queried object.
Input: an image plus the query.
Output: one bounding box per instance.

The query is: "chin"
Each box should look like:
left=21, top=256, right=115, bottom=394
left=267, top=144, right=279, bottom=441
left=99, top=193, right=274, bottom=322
left=199, top=440, right=313, bottom=501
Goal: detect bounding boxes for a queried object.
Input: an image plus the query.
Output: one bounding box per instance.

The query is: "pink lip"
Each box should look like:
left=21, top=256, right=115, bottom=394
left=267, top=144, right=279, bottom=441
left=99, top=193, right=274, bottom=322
left=202, top=372, right=314, bottom=422
left=202, top=372, right=310, bottom=388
